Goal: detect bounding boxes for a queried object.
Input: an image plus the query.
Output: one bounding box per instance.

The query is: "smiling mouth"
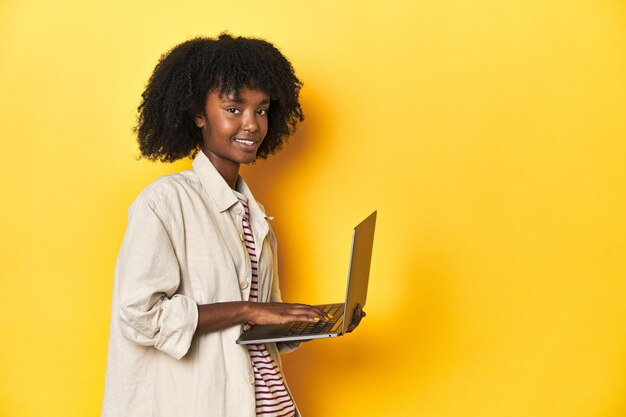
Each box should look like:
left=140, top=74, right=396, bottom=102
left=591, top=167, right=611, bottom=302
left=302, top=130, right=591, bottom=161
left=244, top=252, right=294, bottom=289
left=234, top=138, right=258, bottom=146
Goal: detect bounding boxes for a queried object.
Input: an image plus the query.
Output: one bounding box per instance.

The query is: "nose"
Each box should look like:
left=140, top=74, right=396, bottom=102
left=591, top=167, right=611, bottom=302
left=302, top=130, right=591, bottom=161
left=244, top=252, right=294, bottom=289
left=242, top=111, right=258, bottom=133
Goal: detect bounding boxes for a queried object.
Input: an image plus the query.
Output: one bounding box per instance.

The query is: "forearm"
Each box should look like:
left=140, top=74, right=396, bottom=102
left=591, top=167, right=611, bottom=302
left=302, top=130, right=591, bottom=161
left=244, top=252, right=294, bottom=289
left=196, top=301, right=252, bottom=335
left=196, top=301, right=328, bottom=335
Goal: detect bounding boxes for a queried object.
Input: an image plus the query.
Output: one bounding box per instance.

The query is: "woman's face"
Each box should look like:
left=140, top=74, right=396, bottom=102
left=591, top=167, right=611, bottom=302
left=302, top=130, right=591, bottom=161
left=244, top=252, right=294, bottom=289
left=194, top=87, right=270, bottom=173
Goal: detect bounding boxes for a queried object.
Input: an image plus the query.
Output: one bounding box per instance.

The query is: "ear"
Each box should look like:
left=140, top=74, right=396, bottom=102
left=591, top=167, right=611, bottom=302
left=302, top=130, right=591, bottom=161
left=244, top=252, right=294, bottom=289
left=194, top=114, right=206, bottom=128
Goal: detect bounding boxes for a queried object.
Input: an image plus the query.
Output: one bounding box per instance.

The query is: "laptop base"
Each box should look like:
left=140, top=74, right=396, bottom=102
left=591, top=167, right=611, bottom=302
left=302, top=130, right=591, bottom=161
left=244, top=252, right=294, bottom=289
left=237, top=303, right=345, bottom=345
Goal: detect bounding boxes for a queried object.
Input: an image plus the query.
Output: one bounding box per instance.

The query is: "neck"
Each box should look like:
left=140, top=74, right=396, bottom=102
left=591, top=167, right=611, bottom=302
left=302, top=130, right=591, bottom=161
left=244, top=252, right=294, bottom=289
left=203, top=150, right=240, bottom=189
left=217, top=164, right=240, bottom=190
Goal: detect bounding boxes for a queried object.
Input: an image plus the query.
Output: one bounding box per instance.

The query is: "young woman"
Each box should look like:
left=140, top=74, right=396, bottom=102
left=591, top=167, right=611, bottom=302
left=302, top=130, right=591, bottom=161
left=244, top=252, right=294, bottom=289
left=102, top=34, right=362, bottom=417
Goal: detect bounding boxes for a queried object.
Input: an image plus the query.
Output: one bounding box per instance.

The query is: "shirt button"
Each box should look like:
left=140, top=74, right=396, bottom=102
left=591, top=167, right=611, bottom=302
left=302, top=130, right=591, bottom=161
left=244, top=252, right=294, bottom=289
left=239, top=233, right=245, bottom=241
left=248, top=372, right=255, bottom=384
left=236, top=207, right=244, bottom=215
left=240, top=281, right=249, bottom=290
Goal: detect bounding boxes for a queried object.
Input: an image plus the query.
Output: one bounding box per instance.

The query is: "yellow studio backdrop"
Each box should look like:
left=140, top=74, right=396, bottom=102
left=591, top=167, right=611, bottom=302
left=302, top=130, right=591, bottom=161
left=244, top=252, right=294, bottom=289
left=1, top=0, right=625, bottom=416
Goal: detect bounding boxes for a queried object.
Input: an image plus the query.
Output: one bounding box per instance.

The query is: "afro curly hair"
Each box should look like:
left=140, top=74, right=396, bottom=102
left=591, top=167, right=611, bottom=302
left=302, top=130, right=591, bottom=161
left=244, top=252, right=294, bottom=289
left=136, top=33, right=304, bottom=162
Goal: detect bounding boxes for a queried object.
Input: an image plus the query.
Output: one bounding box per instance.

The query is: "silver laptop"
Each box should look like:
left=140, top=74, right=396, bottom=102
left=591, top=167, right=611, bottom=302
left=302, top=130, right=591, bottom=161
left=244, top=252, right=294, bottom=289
left=236, top=211, right=377, bottom=345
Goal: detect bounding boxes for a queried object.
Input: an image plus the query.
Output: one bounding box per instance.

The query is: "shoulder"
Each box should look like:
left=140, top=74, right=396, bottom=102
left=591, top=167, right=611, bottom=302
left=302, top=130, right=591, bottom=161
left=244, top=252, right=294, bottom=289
left=130, top=170, right=203, bottom=219
left=139, top=170, right=201, bottom=202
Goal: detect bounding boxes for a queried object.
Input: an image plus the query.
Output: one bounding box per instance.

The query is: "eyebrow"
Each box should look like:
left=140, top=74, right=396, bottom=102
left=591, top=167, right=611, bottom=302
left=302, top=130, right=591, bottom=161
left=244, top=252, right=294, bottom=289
left=220, top=96, right=270, bottom=105
left=220, top=96, right=243, bottom=103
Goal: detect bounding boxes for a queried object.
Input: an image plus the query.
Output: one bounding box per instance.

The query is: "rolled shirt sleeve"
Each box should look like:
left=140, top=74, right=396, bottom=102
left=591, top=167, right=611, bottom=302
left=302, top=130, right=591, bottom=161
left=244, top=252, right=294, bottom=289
left=116, top=194, right=198, bottom=360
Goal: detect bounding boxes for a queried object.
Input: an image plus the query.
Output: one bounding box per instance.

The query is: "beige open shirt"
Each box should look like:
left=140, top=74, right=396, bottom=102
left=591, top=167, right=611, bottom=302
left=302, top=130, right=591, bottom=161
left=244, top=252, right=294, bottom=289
left=102, top=151, right=298, bottom=417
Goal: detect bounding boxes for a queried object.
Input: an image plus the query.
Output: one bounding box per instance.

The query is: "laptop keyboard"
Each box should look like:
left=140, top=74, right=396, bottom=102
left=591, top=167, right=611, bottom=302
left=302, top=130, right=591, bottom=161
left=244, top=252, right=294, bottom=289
left=284, top=303, right=344, bottom=336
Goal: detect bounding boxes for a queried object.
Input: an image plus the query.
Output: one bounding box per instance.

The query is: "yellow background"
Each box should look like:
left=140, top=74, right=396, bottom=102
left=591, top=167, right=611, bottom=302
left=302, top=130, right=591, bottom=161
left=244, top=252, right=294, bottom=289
left=1, top=1, right=625, bottom=416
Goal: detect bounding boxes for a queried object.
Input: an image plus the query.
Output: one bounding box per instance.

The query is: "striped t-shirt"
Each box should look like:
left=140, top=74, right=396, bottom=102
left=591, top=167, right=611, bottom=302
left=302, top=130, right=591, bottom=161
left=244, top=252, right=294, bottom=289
left=235, top=192, right=296, bottom=417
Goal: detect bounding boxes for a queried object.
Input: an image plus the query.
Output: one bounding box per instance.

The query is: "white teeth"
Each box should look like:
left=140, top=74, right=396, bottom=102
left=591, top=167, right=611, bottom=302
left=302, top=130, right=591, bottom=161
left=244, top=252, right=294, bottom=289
left=235, top=139, right=255, bottom=145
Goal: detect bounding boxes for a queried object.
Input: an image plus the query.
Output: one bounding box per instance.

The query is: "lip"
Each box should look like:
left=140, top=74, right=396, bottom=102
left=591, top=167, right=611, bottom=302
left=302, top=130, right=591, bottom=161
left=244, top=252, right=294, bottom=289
left=233, top=137, right=259, bottom=147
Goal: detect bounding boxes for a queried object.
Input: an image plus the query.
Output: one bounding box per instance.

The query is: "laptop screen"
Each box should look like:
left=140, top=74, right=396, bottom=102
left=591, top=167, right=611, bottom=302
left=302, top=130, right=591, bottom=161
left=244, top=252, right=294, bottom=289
left=341, top=211, right=377, bottom=333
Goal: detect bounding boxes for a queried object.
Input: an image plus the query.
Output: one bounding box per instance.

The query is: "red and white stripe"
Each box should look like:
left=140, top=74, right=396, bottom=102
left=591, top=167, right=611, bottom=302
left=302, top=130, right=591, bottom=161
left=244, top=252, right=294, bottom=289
left=239, top=197, right=296, bottom=417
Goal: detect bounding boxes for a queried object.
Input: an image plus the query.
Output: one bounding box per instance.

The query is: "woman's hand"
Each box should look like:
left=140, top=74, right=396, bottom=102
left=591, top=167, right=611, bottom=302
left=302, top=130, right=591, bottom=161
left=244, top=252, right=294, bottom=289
left=347, top=303, right=366, bottom=333
left=247, top=302, right=330, bottom=325
left=196, top=301, right=330, bottom=333
left=196, top=301, right=330, bottom=335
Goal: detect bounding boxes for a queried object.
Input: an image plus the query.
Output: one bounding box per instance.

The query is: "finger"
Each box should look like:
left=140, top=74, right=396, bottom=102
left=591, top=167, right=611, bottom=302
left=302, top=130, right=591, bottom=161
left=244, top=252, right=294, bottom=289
left=291, top=305, right=330, bottom=321
left=286, top=313, right=320, bottom=323
left=271, top=304, right=329, bottom=323
left=312, top=307, right=332, bottom=321
left=299, top=304, right=328, bottom=315
left=347, top=305, right=366, bottom=332
left=314, top=305, right=338, bottom=321
left=281, top=306, right=324, bottom=320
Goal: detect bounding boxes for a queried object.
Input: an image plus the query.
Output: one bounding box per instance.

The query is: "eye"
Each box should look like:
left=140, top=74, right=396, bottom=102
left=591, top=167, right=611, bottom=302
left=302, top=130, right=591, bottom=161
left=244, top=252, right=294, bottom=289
left=226, top=107, right=240, bottom=114
left=257, top=108, right=268, bottom=116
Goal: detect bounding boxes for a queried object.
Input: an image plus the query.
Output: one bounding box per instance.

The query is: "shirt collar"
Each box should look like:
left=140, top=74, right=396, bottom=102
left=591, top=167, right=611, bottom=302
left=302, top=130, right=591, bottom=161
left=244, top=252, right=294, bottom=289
left=236, top=177, right=271, bottom=225
left=191, top=151, right=269, bottom=224
left=192, top=151, right=240, bottom=213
